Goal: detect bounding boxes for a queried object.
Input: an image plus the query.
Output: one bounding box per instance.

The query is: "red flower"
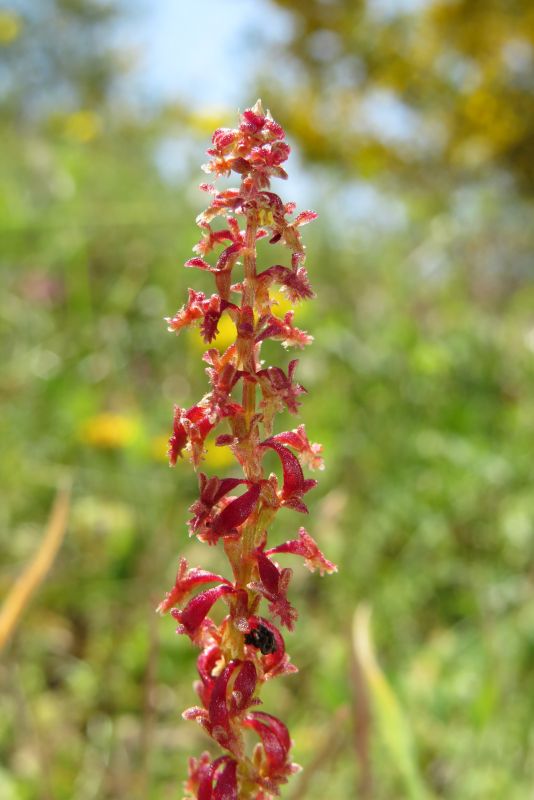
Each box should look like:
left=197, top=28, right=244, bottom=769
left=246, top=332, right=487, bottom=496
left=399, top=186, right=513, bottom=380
left=188, top=474, right=248, bottom=535
left=243, top=712, right=300, bottom=795
left=261, top=438, right=317, bottom=513
left=266, top=526, right=337, bottom=576
left=185, top=753, right=238, bottom=800
left=173, top=584, right=235, bottom=639
left=209, top=482, right=261, bottom=539
left=184, top=659, right=259, bottom=756
left=257, top=360, right=306, bottom=419
left=168, top=404, right=215, bottom=466
left=256, top=310, right=313, bottom=349
left=249, top=551, right=297, bottom=631
left=157, top=556, right=232, bottom=614
left=268, top=424, right=325, bottom=471
left=187, top=217, right=268, bottom=300
left=257, top=264, right=314, bottom=303
left=195, top=644, right=224, bottom=708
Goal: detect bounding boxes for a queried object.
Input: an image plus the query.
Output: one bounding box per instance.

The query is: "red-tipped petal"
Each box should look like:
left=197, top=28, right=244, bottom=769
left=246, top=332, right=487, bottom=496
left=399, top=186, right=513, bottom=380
left=157, top=559, right=230, bottom=614
left=294, top=210, right=318, bottom=226
left=185, top=257, right=211, bottom=270
left=266, top=527, right=337, bottom=576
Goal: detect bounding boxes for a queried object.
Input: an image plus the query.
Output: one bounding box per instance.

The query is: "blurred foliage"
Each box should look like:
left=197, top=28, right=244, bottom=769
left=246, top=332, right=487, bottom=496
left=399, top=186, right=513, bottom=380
left=0, top=0, right=121, bottom=120
left=265, top=0, right=534, bottom=195
left=0, top=1, right=533, bottom=799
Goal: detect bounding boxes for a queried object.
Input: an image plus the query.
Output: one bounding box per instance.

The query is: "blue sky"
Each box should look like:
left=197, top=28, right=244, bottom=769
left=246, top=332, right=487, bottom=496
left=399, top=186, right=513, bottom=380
left=122, top=0, right=292, bottom=109
left=118, top=0, right=411, bottom=230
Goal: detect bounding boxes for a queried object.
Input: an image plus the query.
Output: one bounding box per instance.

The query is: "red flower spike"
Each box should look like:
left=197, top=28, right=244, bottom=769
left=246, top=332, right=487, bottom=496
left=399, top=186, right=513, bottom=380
left=162, top=102, right=336, bottom=798
left=266, top=526, right=338, bottom=576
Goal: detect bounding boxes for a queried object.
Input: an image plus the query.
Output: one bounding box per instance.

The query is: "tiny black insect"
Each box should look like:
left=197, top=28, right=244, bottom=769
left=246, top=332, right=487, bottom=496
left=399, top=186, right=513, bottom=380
left=244, top=624, right=277, bottom=655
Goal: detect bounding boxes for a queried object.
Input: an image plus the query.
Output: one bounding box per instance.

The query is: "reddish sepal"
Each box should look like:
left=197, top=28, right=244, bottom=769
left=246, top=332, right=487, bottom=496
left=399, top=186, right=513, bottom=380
left=250, top=551, right=297, bottom=631
left=157, top=557, right=231, bottom=614
left=266, top=526, right=337, bottom=576
left=209, top=483, right=261, bottom=538
left=173, top=585, right=234, bottom=637
left=261, top=439, right=316, bottom=512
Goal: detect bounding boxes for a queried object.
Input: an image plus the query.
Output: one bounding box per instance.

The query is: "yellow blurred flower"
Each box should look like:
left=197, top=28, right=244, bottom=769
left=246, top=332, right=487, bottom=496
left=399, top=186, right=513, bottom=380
left=150, top=434, right=170, bottom=462
left=63, top=110, right=102, bottom=144
left=188, top=314, right=237, bottom=353
left=0, top=12, right=21, bottom=45
left=188, top=108, right=232, bottom=135
left=150, top=433, right=233, bottom=469
left=203, top=438, right=234, bottom=470
left=271, top=289, right=293, bottom=318
left=271, top=289, right=310, bottom=320
left=80, top=413, right=139, bottom=450
left=186, top=291, right=309, bottom=353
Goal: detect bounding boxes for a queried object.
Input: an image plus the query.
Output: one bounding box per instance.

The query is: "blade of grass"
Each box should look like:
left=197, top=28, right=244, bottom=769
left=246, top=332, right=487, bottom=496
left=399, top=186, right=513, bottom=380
left=350, top=613, right=373, bottom=798
left=0, top=480, right=71, bottom=652
left=352, top=605, right=433, bottom=800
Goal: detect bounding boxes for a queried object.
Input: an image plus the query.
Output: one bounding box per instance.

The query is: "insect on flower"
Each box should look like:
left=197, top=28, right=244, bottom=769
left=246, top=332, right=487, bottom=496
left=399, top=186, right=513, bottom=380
left=244, top=623, right=278, bottom=655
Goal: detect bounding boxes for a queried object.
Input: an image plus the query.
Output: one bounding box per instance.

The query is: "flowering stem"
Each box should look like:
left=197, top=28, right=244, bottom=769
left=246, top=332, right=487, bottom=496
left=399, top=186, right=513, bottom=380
left=160, top=101, right=337, bottom=800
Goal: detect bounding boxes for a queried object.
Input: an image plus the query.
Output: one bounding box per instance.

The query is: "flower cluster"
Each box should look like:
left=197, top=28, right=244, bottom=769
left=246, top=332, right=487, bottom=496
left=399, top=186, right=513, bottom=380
left=159, top=100, right=336, bottom=799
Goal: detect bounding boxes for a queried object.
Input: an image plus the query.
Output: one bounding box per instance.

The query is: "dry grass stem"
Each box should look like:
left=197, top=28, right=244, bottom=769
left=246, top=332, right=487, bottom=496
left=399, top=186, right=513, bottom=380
left=0, top=481, right=71, bottom=652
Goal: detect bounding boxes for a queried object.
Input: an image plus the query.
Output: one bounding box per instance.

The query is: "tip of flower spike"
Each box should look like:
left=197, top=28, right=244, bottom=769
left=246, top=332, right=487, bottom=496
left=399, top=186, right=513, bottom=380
left=252, top=98, right=265, bottom=116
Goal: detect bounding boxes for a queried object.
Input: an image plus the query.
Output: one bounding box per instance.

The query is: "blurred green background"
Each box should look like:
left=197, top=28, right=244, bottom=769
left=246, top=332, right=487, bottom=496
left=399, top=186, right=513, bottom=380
left=1, top=1, right=533, bottom=798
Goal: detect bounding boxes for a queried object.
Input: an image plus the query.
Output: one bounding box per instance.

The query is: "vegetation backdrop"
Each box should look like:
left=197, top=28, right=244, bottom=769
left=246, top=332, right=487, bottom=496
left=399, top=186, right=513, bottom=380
left=1, top=1, right=533, bottom=798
